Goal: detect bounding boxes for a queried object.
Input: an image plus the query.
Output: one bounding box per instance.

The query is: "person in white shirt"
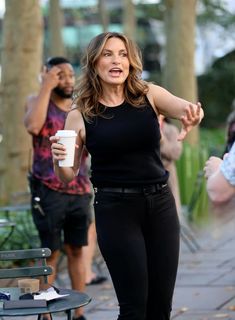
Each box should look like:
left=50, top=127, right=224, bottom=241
left=204, top=142, right=235, bottom=204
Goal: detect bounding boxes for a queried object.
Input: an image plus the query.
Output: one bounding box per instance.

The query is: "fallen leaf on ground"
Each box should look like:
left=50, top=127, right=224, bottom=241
left=228, top=305, right=235, bottom=311
left=214, top=313, right=229, bottom=318
left=180, top=307, right=188, bottom=312
left=98, top=295, right=110, bottom=301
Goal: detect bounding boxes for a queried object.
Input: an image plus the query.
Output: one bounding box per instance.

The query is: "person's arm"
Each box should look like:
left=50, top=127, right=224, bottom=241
left=206, top=170, right=235, bottom=204
left=220, top=142, right=235, bottom=187
left=50, top=108, right=85, bottom=183
left=147, top=84, right=204, bottom=141
left=24, top=66, right=61, bottom=135
left=160, top=120, right=183, bottom=161
left=204, top=154, right=235, bottom=204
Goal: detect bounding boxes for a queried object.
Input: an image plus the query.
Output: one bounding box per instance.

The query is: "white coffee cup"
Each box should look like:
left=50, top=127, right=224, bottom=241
left=55, top=130, right=77, bottom=167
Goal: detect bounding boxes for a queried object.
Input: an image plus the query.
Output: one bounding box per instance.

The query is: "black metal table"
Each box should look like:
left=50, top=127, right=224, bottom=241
left=0, top=287, right=91, bottom=319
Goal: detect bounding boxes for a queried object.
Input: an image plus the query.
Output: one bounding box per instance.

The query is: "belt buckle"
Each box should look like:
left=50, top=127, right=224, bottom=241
left=143, top=185, right=154, bottom=195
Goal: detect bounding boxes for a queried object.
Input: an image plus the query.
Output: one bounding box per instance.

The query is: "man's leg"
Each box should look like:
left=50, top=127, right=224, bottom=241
left=64, top=244, right=85, bottom=318
left=46, top=250, right=60, bottom=285
left=31, top=185, right=66, bottom=320
left=64, top=193, right=91, bottom=319
left=84, top=221, right=97, bottom=284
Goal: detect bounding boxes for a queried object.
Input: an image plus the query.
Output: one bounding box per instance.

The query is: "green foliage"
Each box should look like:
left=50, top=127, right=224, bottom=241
left=198, top=53, right=235, bottom=128
left=0, top=210, right=40, bottom=252
left=136, top=2, right=165, bottom=21
left=200, top=127, right=225, bottom=156
left=176, top=143, right=209, bottom=226
left=198, top=0, right=235, bottom=27
left=0, top=209, right=40, bottom=268
left=176, top=127, right=225, bottom=226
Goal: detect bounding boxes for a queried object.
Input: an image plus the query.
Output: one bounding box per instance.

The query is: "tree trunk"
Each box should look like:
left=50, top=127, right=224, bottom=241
left=0, top=0, right=43, bottom=204
left=122, top=0, right=136, bottom=40
left=98, top=0, right=109, bottom=32
left=48, top=0, right=65, bottom=57
left=163, top=0, right=198, bottom=144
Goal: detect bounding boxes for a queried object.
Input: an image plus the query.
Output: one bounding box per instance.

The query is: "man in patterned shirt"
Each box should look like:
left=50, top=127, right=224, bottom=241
left=24, top=57, right=90, bottom=320
left=204, top=142, right=235, bottom=204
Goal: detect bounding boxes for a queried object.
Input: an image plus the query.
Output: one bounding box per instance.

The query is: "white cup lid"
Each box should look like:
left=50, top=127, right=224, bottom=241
left=55, top=130, right=77, bottom=137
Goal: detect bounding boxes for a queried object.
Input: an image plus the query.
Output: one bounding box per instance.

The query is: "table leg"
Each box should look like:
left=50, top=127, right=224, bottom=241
left=37, top=313, right=53, bottom=320
left=66, top=309, right=72, bottom=320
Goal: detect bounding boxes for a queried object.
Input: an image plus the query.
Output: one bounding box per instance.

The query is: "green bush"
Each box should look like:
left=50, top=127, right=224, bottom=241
left=0, top=210, right=40, bottom=251
left=200, top=127, right=225, bottom=157
left=176, top=142, right=209, bottom=225
left=176, top=127, right=225, bottom=226
left=198, top=51, right=235, bottom=128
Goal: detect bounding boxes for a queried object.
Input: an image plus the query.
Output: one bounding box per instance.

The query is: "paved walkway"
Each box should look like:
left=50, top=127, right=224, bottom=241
left=4, top=211, right=235, bottom=320
left=82, top=215, right=235, bottom=320
left=172, top=215, right=235, bottom=320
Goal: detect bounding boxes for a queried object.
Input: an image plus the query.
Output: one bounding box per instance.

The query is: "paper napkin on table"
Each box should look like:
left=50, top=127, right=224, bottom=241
left=34, top=287, right=69, bottom=301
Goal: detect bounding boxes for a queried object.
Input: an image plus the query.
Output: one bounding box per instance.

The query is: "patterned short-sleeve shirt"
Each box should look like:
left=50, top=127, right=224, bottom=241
left=220, top=142, right=235, bottom=186
left=32, top=100, right=91, bottom=195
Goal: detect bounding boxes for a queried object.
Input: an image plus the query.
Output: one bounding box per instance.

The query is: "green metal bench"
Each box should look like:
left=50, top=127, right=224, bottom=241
left=0, top=248, right=52, bottom=282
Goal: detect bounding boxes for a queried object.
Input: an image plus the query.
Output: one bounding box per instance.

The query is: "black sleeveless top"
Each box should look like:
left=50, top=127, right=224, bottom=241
left=83, top=99, right=168, bottom=187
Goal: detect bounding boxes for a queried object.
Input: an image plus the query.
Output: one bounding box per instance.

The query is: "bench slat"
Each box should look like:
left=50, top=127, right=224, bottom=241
left=0, top=248, right=51, bottom=260
left=0, top=266, right=53, bottom=279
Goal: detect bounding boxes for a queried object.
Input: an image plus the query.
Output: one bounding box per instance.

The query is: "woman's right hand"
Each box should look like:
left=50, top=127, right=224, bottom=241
left=49, top=135, right=67, bottom=164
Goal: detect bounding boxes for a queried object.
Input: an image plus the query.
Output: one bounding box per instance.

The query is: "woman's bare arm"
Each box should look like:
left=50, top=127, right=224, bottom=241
left=50, top=108, right=85, bottom=183
left=147, top=84, right=204, bottom=140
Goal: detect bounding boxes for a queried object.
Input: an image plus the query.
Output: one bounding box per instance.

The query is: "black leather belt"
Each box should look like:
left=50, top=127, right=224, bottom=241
left=94, top=184, right=167, bottom=194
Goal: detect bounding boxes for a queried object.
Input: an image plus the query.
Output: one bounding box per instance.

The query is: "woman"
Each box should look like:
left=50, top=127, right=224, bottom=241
left=50, top=32, right=204, bottom=320
left=204, top=142, right=235, bottom=204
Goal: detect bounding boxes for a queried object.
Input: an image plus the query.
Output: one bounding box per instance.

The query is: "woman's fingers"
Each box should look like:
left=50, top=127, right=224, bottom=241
left=177, top=128, right=187, bottom=141
left=51, top=143, right=66, bottom=159
left=182, top=103, right=201, bottom=127
left=50, top=136, right=67, bottom=160
left=197, top=101, right=201, bottom=111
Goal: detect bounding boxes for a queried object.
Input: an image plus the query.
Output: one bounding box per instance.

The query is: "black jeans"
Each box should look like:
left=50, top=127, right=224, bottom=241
left=94, top=185, right=180, bottom=320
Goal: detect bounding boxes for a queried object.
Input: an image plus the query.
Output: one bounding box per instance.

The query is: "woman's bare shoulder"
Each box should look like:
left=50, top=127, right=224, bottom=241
left=66, top=107, right=84, bottom=129
left=68, top=106, right=83, bottom=119
left=146, top=83, right=163, bottom=114
left=147, top=83, right=168, bottom=98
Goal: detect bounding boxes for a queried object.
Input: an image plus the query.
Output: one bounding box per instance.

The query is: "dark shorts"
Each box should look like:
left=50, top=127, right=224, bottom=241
left=30, top=179, right=92, bottom=251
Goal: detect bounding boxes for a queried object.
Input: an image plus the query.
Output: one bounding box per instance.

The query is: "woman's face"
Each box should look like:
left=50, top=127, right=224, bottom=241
left=95, top=37, right=130, bottom=87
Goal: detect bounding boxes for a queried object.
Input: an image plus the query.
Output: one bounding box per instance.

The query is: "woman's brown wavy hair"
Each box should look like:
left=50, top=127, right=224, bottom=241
left=73, top=32, right=149, bottom=120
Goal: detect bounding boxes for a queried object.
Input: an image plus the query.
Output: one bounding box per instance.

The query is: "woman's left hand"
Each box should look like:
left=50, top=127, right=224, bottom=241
left=177, top=102, right=202, bottom=141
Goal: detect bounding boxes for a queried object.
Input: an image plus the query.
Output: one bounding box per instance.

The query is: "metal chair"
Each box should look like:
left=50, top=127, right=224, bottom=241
left=0, top=248, right=91, bottom=320
left=0, top=248, right=52, bottom=319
